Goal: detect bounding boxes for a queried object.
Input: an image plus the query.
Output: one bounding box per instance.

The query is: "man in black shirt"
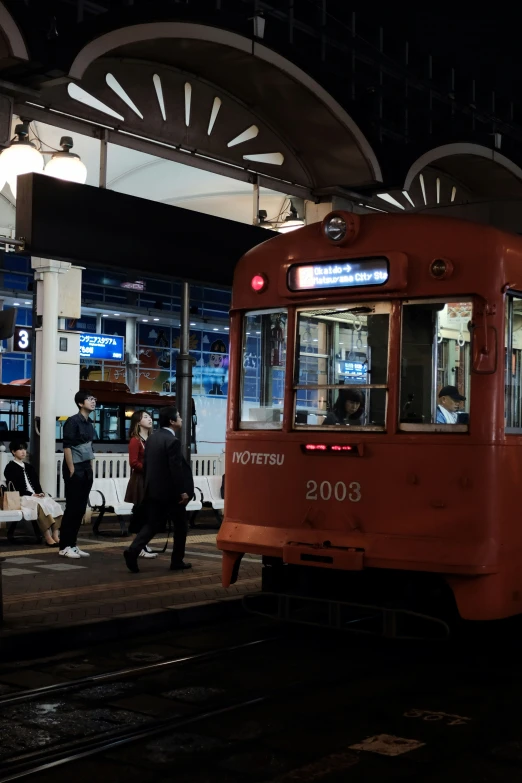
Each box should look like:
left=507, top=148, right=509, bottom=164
left=59, top=390, right=96, bottom=559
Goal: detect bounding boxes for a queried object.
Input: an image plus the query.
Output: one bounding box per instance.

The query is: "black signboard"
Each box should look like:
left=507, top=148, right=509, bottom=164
left=13, top=326, right=32, bottom=353
left=288, top=257, right=389, bottom=291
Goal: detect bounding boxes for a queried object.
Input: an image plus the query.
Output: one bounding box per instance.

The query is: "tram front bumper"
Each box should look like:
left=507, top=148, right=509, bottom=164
left=217, top=521, right=498, bottom=577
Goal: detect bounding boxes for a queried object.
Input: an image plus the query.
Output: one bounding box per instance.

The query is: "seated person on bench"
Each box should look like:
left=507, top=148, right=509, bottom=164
left=4, top=440, right=63, bottom=547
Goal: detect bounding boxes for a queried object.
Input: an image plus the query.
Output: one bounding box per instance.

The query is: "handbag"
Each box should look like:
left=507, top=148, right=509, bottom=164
left=1, top=482, right=21, bottom=511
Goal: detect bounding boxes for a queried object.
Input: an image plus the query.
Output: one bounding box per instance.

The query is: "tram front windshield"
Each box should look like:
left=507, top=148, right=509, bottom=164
left=239, top=298, right=472, bottom=431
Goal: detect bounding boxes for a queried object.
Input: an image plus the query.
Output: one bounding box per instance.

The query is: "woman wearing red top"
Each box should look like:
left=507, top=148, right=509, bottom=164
left=125, top=410, right=156, bottom=558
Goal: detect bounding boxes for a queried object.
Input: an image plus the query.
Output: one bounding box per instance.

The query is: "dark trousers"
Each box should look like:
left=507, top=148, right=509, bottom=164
left=60, top=465, right=93, bottom=549
left=128, top=502, right=147, bottom=535
left=128, top=499, right=187, bottom=565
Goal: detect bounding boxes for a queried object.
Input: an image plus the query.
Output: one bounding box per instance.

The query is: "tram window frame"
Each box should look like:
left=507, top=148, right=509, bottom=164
left=504, top=292, right=522, bottom=433
left=239, top=307, right=288, bottom=430
left=293, top=302, right=391, bottom=431
left=400, top=298, right=472, bottom=433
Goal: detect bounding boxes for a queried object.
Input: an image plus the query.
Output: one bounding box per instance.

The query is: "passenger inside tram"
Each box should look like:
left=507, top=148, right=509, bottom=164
left=436, top=385, right=466, bottom=424
left=323, top=388, right=365, bottom=425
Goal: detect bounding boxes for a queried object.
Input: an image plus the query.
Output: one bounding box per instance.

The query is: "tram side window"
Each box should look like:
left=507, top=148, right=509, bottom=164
left=505, top=296, right=522, bottom=430
left=400, top=301, right=471, bottom=429
left=240, top=309, right=287, bottom=428
left=294, top=303, right=390, bottom=428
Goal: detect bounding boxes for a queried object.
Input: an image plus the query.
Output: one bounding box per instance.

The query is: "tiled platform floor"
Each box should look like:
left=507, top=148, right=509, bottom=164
left=0, top=521, right=261, bottom=634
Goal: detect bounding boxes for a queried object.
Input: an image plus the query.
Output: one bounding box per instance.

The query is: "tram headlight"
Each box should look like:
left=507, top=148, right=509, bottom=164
left=324, top=215, right=347, bottom=243
left=322, top=212, right=360, bottom=245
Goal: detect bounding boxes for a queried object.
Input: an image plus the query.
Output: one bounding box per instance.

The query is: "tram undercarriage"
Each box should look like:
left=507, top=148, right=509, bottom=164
left=244, top=557, right=459, bottom=639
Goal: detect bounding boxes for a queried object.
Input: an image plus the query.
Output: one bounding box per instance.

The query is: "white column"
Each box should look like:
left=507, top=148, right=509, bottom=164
left=40, top=269, right=59, bottom=495
left=31, top=258, right=71, bottom=495
left=125, top=316, right=138, bottom=393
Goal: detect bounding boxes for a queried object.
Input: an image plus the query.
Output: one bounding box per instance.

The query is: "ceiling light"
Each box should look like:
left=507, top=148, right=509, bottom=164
left=142, top=319, right=148, bottom=322
left=225, top=327, right=229, bottom=331
left=24, top=301, right=31, bottom=305
left=102, top=314, right=108, bottom=317
left=0, top=121, right=44, bottom=199
left=377, top=193, right=405, bottom=210
left=113, top=313, right=120, bottom=316
left=213, top=328, right=219, bottom=331
left=190, top=322, right=196, bottom=326
left=153, top=318, right=159, bottom=321
left=13, top=302, right=19, bottom=305
left=44, top=136, right=87, bottom=184
left=402, top=190, right=415, bottom=208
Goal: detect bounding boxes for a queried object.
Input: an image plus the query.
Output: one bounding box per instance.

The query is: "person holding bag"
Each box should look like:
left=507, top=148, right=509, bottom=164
left=125, top=410, right=157, bottom=559
left=4, top=440, right=62, bottom=547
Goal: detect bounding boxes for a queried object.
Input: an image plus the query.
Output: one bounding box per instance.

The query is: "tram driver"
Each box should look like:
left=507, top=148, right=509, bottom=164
left=323, top=389, right=365, bottom=426
left=436, top=385, right=466, bottom=424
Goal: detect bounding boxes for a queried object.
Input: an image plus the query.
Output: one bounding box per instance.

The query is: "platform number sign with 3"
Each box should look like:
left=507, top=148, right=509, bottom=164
left=13, top=326, right=32, bottom=353
left=306, top=480, right=361, bottom=502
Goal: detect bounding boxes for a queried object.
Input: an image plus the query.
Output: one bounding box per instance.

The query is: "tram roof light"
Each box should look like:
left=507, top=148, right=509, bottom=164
left=251, top=274, right=267, bottom=293
left=324, top=214, right=346, bottom=242
left=322, top=212, right=360, bottom=245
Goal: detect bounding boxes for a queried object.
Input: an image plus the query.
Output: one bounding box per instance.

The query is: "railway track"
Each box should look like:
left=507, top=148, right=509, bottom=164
left=0, top=636, right=282, bottom=781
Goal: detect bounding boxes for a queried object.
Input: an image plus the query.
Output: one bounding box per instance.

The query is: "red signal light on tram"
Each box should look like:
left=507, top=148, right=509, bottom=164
left=305, top=444, right=327, bottom=451
left=331, top=445, right=353, bottom=452
left=251, top=274, right=267, bottom=293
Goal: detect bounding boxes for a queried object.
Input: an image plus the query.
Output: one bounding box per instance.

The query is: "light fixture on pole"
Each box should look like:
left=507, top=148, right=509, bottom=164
left=45, top=136, right=87, bottom=184
left=0, top=121, right=44, bottom=199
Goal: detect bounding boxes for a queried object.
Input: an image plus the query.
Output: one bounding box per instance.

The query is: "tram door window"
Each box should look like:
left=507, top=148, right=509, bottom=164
left=505, top=295, right=522, bottom=430
left=294, top=303, right=390, bottom=428
left=240, top=309, right=287, bottom=428
left=400, top=301, right=471, bottom=429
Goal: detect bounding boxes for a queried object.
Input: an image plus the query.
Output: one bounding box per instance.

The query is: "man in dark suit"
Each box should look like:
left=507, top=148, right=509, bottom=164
left=123, top=405, right=194, bottom=574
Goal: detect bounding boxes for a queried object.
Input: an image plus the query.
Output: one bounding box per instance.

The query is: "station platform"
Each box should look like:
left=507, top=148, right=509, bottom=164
left=0, top=516, right=261, bottom=655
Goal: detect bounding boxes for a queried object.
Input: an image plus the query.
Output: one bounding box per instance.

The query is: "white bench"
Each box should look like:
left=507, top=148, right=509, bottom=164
left=207, top=476, right=224, bottom=511
left=91, top=477, right=204, bottom=536
left=90, top=478, right=133, bottom=536
left=190, top=477, right=223, bottom=527
left=0, top=511, right=23, bottom=528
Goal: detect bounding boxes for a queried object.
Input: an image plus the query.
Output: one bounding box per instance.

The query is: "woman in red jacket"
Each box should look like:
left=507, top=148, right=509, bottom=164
left=125, top=410, right=156, bottom=558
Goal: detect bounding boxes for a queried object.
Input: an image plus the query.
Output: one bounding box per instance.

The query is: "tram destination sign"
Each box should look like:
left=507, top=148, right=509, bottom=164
left=288, top=257, right=389, bottom=291
left=80, top=333, right=124, bottom=361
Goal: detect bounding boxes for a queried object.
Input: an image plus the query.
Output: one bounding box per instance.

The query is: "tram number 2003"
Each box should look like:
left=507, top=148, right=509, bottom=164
left=306, top=480, right=361, bottom=503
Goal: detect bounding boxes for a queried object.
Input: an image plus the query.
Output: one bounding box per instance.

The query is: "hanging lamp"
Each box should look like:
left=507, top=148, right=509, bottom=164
left=44, top=136, right=87, bottom=184
left=0, top=121, right=44, bottom=199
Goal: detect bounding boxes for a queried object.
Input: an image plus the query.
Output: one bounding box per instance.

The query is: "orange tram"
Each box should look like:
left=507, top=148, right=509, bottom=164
left=217, top=210, right=522, bottom=634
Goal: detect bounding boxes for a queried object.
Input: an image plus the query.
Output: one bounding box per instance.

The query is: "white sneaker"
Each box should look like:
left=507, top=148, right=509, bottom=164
left=139, top=549, right=158, bottom=559
left=59, top=547, right=81, bottom=559
left=71, top=546, right=90, bottom=558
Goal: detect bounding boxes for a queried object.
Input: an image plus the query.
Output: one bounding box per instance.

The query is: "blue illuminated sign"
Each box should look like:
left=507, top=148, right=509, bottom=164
left=288, top=257, right=389, bottom=291
left=80, top=333, right=124, bottom=361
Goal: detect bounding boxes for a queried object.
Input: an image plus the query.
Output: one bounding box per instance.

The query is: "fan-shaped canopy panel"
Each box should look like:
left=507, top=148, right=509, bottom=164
left=38, top=23, right=381, bottom=192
